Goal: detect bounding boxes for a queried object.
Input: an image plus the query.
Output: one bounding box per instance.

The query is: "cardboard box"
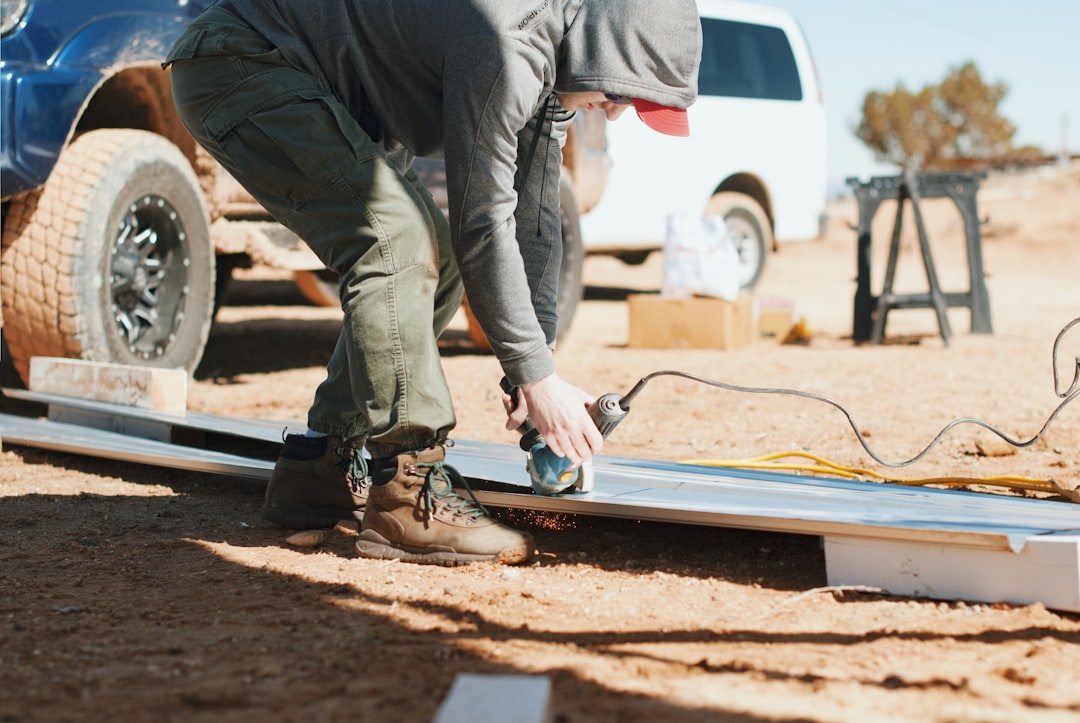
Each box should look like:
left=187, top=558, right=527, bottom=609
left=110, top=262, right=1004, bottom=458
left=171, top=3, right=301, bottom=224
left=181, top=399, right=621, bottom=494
left=758, top=297, right=796, bottom=341
left=628, top=293, right=756, bottom=350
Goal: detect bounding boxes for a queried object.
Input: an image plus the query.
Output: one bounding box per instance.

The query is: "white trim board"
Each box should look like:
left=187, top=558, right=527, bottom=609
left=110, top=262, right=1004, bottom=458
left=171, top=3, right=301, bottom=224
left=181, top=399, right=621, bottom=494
left=825, top=533, right=1080, bottom=611
left=433, top=675, right=551, bottom=723
left=3, top=388, right=1078, bottom=612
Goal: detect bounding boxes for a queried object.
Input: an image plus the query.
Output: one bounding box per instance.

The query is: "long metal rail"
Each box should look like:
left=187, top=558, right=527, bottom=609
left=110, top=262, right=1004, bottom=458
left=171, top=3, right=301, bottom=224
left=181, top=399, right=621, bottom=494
left=3, top=386, right=1078, bottom=611
left=3, top=388, right=1076, bottom=552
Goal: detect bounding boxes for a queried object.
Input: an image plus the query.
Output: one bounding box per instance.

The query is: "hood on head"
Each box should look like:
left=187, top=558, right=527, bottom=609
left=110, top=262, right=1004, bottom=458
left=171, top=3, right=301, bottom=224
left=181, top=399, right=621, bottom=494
left=557, top=0, right=701, bottom=112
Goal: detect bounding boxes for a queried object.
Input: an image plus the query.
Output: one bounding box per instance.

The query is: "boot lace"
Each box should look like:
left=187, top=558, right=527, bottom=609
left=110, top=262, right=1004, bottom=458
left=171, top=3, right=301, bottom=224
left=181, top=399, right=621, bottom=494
left=335, top=442, right=369, bottom=496
left=414, top=460, right=488, bottom=522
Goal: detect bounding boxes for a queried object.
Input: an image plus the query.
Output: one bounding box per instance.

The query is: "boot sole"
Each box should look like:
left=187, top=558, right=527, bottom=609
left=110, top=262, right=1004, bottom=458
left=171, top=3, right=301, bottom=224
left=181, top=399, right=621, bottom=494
left=262, top=503, right=363, bottom=530
left=354, top=530, right=532, bottom=567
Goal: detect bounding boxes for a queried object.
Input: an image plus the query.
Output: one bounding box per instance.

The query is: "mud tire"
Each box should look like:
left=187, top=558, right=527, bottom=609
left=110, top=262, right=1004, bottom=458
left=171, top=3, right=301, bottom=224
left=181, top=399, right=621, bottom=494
left=0, top=129, right=214, bottom=384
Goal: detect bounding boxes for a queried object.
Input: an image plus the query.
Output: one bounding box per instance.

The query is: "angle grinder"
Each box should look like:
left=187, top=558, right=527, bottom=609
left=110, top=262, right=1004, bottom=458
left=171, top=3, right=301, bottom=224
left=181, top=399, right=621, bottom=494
left=500, top=377, right=632, bottom=495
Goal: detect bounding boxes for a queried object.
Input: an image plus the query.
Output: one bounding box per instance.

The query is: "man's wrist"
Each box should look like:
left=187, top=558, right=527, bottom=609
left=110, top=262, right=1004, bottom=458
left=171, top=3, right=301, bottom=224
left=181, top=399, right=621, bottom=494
left=503, top=353, right=556, bottom=390
left=520, top=371, right=557, bottom=394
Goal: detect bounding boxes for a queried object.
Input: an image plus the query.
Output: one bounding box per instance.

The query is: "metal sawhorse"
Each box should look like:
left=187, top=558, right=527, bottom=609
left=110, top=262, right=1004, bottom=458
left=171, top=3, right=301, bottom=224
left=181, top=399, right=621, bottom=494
left=848, top=171, right=993, bottom=346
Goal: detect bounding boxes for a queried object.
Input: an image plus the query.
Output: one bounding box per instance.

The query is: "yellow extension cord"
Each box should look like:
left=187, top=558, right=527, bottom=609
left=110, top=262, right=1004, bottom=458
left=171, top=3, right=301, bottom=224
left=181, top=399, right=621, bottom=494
left=681, top=451, right=1080, bottom=503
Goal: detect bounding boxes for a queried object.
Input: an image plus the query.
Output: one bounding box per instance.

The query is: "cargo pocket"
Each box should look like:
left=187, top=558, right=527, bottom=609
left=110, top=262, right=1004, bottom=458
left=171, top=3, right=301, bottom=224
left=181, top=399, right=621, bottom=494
left=163, top=7, right=275, bottom=67
left=204, top=79, right=375, bottom=211
left=163, top=27, right=207, bottom=68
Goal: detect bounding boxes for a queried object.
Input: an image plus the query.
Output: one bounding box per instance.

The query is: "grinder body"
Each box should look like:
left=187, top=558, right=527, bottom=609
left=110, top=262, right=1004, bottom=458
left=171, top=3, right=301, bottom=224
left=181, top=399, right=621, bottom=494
left=501, top=378, right=630, bottom=495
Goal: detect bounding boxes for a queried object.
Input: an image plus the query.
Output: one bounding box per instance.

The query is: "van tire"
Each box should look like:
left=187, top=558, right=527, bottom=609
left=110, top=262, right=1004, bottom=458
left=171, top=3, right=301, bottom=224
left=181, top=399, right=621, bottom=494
left=705, top=192, right=772, bottom=289
left=464, top=175, right=584, bottom=351
left=0, top=129, right=214, bottom=384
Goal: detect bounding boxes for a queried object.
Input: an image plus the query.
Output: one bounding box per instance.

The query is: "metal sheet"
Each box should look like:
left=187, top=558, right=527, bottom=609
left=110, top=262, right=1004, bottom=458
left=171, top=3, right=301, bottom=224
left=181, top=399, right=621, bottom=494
left=447, top=440, right=1079, bottom=552
left=0, top=413, right=274, bottom=479
left=3, top=390, right=1078, bottom=552
left=4, top=387, right=294, bottom=442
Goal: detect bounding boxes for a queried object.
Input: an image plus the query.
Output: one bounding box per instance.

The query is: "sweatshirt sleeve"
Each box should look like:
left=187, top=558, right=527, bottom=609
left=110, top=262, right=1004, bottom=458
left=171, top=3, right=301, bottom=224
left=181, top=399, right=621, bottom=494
left=441, top=38, right=563, bottom=387
left=512, top=102, right=574, bottom=349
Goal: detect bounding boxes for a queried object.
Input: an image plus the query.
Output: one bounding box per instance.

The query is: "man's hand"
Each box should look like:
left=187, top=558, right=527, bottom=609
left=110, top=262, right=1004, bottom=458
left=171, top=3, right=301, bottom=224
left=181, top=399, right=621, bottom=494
left=502, top=386, right=530, bottom=432
left=508, top=373, right=603, bottom=465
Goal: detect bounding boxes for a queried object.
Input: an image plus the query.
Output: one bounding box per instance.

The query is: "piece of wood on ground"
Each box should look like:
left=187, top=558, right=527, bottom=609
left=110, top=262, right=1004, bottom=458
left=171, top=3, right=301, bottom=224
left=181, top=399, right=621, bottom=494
left=334, top=519, right=360, bottom=536
left=285, top=530, right=325, bottom=548
left=433, top=674, right=551, bottom=723
left=28, top=357, right=187, bottom=412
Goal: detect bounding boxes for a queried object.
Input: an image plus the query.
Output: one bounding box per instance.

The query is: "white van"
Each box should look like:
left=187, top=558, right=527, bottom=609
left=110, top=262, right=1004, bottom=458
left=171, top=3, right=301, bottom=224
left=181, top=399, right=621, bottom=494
left=579, top=0, right=827, bottom=288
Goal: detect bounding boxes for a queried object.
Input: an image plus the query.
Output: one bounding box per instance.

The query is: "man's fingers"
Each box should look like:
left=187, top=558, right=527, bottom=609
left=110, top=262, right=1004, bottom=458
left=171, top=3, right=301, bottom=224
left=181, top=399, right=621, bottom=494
left=503, top=391, right=530, bottom=431
left=518, top=373, right=604, bottom=462
left=506, top=408, right=529, bottom=431
left=545, top=421, right=603, bottom=465
left=574, top=423, right=604, bottom=462
left=584, top=420, right=604, bottom=454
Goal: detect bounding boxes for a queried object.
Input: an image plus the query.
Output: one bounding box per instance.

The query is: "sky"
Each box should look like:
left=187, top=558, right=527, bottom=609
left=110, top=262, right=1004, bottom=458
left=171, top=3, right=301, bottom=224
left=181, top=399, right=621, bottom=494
left=755, top=0, right=1080, bottom=196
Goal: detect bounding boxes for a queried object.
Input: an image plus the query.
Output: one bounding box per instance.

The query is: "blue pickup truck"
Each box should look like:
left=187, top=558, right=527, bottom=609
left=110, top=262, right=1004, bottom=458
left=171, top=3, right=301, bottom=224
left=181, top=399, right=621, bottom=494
left=1, top=0, right=229, bottom=384
left=1, top=0, right=607, bottom=383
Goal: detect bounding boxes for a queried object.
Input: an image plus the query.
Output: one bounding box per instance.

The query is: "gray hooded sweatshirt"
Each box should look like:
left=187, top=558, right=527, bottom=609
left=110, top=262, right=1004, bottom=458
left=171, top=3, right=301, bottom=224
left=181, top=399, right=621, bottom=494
left=217, top=0, right=701, bottom=386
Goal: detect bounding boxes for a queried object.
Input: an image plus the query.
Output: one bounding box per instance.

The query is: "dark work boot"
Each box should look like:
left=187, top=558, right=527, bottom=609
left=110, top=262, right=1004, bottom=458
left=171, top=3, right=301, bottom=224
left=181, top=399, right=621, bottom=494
left=262, top=435, right=369, bottom=529
left=355, top=445, right=534, bottom=566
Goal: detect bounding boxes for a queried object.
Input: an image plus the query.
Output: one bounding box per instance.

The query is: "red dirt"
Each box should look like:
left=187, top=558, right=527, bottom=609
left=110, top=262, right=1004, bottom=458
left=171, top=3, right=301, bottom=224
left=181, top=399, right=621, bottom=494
left=2, top=165, right=1078, bottom=722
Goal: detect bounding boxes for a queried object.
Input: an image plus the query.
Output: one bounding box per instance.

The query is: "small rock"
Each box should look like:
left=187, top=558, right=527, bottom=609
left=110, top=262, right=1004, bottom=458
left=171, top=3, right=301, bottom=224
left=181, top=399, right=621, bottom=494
left=974, top=436, right=1016, bottom=458
left=285, top=530, right=325, bottom=548
left=334, top=520, right=360, bottom=536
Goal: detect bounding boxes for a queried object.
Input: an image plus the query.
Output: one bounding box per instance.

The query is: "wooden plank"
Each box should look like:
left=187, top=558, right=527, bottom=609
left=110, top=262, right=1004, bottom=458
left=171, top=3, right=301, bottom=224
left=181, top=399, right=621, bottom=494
left=28, top=357, right=187, bottom=412
left=433, top=674, right=551, bottom=723
left=824, top=532, right=1080, bottom=612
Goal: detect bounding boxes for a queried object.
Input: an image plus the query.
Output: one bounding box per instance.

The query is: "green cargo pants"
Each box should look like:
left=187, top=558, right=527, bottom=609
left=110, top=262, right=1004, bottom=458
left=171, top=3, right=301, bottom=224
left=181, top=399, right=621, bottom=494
left=167, top=7, right=463, bottom=457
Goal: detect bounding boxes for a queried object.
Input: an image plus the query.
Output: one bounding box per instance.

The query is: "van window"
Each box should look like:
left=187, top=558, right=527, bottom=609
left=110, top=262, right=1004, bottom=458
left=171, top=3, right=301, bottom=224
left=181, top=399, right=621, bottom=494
left=698, top=18, right=802, bottom=101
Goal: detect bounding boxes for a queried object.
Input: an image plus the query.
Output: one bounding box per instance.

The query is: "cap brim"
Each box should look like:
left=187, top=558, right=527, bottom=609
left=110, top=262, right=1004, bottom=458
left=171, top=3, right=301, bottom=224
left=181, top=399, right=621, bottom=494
left=633, top=98, right=690, bottom=137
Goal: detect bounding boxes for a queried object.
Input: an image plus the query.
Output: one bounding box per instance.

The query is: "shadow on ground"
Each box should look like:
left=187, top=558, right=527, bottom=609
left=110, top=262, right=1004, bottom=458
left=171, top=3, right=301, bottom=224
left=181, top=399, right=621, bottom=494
left=1, top=449, right=830, bottom=722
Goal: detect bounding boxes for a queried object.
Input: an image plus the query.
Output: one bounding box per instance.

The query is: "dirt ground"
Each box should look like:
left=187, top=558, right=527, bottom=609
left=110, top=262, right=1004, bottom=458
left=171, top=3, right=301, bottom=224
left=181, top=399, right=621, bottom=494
left=2, top=164, right=1079, bottom=722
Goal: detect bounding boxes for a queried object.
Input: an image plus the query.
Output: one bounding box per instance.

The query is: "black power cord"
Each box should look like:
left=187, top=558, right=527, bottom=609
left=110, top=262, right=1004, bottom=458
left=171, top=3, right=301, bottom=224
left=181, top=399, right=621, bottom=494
left=612, top=317, right=1079, bottom=469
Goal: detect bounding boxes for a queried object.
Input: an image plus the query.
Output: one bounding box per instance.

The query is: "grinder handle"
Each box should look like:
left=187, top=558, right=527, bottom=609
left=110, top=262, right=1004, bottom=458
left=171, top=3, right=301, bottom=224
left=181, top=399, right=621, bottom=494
left=499, top=376, right=542, bottom=452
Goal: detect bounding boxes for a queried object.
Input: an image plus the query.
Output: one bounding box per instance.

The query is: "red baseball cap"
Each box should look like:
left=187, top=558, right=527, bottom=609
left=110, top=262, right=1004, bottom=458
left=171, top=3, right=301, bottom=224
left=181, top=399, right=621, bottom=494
left=633, top=98, right=690, bottom=137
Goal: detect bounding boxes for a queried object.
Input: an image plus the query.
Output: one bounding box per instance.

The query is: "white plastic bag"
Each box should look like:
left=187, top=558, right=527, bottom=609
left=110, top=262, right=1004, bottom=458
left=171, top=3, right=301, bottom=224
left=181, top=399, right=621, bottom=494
left=662, top=213, right=741, bottom=301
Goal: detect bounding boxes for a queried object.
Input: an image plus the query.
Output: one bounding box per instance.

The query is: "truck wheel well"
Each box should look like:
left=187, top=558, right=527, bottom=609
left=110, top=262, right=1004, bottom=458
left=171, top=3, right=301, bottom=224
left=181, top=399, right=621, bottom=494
left=714, top=174, right=774, bottom=232
left=75, top=67, right=222, bottom=218
left=76, top=68, right=194, bottom=158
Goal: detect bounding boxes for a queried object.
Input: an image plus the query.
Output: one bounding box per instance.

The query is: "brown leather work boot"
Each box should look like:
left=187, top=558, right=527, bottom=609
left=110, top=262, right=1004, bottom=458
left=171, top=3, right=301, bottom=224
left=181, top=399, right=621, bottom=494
left=355, top=445, right=534, bottom=566
left=262, top=435, right=369, bottom=529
